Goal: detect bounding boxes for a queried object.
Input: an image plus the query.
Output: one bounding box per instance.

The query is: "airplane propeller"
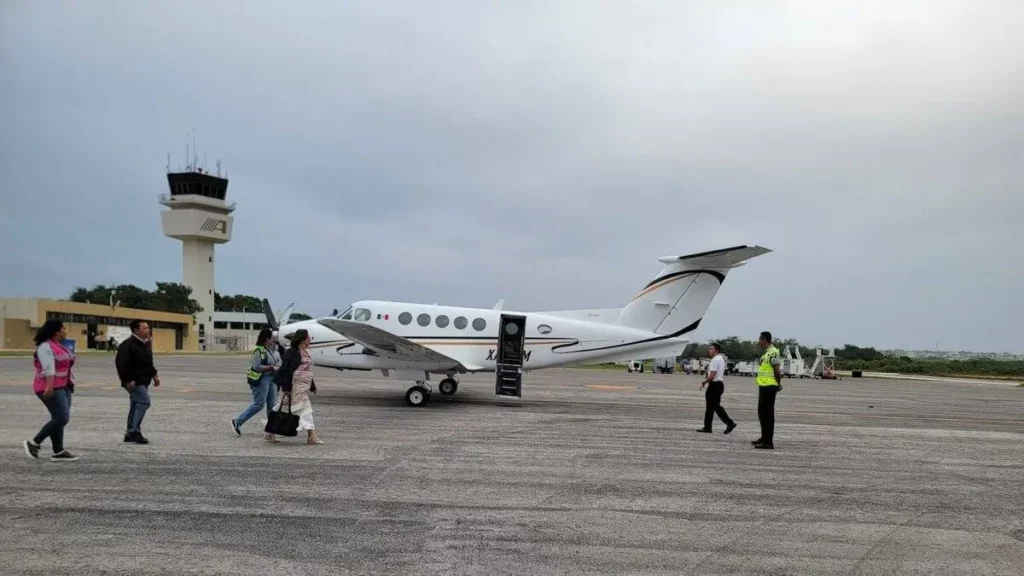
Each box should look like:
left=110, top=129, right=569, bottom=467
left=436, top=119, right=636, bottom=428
left=262, top=298, right=278, bottom=330
left=261, top=298, right=295, bottom=345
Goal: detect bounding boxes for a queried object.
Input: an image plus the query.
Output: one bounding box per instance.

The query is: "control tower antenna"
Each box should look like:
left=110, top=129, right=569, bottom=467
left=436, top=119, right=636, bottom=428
left=159, top=145, right=235, bottom=351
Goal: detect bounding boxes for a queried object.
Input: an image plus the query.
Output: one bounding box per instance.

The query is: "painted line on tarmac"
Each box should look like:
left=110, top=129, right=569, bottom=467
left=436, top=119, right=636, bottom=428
left=586, top=384, right=636, bottom=391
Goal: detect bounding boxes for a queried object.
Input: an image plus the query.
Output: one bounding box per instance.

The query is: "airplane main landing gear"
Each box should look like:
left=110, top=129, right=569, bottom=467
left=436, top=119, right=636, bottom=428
left=405, top=382, right=432, bottom=407
left=439, top=378, right=458, bottom=396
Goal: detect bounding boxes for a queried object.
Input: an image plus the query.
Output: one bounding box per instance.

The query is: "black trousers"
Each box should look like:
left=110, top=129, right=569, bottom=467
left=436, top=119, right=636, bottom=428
left=757, top=385, right=779, bottom=443
left=704, top=381, right=734, bottom=429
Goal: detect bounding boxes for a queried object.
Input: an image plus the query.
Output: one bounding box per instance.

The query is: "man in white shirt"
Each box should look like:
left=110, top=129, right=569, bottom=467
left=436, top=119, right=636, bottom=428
left=698, top=343, right=736, bottom=434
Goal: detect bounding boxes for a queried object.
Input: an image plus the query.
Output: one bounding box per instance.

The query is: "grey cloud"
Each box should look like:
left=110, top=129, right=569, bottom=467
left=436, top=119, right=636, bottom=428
left=1, top=0, right=1021, bottom=352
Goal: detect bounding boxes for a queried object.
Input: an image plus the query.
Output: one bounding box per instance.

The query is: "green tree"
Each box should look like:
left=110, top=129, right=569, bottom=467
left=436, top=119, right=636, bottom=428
left=152, top=282, right=203, bottom=316
left=214, top=292, right=264, bottom=312
left=69, top=282, right=200, bottom=316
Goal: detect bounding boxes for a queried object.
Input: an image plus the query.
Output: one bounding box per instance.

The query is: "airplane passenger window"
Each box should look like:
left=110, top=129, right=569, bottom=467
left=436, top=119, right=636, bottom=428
left=472, top=318, right=486, bottom=331
left=417, top=313, right=431, bottom=327
left=436, top=315, right=450, bottom=328
left=398, top=312, right=412, bottom=325
left=454, top=316, right=467, bottom=329
left=354, top=308, right=372, bottom=322
left=537, top=324, right=552, bottom=335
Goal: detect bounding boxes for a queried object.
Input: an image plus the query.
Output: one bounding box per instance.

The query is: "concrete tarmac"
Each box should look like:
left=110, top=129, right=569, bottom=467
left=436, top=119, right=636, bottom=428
left=1, top=356, right=1022, bottom=575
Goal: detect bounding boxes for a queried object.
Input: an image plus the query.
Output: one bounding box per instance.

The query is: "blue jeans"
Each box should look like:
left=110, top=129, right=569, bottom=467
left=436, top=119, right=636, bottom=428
left=235, top=373, right=277, bottom=428
left=34, top=387, right=72, bottom=454
left=126, top=384, right=151, bottom=434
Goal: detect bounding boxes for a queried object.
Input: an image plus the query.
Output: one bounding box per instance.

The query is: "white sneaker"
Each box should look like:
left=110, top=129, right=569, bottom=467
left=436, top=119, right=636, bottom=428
left=50, top=450, right=79, bottom=462
left=23, top=440, right=40, bottom=460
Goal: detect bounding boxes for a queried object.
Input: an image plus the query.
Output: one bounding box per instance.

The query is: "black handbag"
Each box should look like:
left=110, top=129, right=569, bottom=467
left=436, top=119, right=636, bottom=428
left=264, top=392, right=299, bottom=437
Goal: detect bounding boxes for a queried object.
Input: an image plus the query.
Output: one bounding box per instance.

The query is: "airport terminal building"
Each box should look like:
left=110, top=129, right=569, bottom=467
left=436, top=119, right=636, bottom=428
left=0, top=298, right=198, bottom=352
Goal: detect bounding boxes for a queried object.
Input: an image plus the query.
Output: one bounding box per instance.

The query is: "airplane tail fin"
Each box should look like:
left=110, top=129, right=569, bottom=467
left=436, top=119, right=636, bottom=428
left=614, top=245, right=771, bottom=336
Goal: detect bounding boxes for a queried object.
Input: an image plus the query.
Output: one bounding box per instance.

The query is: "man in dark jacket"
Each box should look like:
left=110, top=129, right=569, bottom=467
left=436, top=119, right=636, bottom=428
left=115, top=320, right=160, bottom=444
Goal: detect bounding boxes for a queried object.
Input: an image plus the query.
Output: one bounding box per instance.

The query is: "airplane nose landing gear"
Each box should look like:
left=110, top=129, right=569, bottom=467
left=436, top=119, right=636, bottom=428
left=438, top=378, right=458, bottom=396
left=405, top=382, right=432, bottom=407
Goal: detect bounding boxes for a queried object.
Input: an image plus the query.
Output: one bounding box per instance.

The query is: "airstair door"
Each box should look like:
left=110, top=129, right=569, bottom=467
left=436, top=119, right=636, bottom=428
left=495, top=314, right=527, bottom=398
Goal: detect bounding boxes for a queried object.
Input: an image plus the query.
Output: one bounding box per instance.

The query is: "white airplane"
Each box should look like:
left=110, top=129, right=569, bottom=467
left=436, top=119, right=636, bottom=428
left=261, top=245, right=770, bottom=406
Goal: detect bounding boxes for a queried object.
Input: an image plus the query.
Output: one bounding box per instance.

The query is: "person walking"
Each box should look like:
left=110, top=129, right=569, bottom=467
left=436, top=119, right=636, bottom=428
left=115, top=319, right=160, bottom=444
left=272, top=329, right=323, bottom=445
left=230, top=328, right=282, bottom=442
left=697, top=342, right=736, bottom=435
left=23, top=319, right=79, bottom=462
left=752, top=331, right=783, bottom=449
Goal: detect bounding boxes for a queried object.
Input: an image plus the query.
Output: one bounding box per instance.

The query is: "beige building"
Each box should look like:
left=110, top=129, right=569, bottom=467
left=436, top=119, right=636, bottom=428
left=0, top=298, right=197, bottom=352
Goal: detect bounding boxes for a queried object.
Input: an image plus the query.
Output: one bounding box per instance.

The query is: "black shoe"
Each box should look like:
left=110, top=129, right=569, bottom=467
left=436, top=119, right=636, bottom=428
left=724, top=423, right=736, bottom=435
left=754, top=442, right=774, bottom=450
left=50, top=450, right=79, bottom=462
left=128, top=432, right=149, bottom=444
left=23, top=440, right=40, bottom=460
left=697, top=428, right=712, bottom=433
left=230, top=419, right=241, bottom=436
left=751, top=438, right=763, bottom=445
left=124, top=432, right=132, bottom=443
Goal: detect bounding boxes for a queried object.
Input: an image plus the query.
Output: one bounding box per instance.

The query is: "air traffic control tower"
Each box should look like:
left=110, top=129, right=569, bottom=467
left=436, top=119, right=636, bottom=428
left=159, top=164, right=234, bottom=349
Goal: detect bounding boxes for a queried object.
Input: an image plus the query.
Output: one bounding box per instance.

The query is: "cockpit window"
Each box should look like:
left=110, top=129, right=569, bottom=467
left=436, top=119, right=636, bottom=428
left=338, top=306, right=353, bottom=320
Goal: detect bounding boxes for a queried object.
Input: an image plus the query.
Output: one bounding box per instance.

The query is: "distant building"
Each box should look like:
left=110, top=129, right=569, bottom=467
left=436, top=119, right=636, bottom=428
left=0, top=298, right=197, bottom=352
left=208, top=311, right=272, bottom=352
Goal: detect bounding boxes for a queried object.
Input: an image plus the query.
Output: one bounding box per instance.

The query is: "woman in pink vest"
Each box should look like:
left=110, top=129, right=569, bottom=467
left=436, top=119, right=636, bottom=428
left=23, top=319, right=79, bottom=461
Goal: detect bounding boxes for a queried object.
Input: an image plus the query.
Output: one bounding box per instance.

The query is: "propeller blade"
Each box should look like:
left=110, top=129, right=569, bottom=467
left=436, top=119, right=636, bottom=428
left=262, top=298, right=278, bottom=330
left=280, top=303, right=295, bottom=327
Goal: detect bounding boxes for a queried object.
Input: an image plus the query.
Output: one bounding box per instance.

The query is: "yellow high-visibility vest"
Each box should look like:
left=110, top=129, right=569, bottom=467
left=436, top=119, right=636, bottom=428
left=247, top=345, right=268, bottom=382
left=756, top=346, right=780, bottom=386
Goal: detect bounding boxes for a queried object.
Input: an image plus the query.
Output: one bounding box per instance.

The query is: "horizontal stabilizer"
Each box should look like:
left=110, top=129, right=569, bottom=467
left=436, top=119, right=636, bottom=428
left=657, top=245, right=772, bottom=268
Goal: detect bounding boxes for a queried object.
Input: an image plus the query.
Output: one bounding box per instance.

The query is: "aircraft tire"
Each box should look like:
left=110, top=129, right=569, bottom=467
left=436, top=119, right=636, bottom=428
left=439, top=379, right=458, bottom=395
left=406, top=386, right=430, bottom=407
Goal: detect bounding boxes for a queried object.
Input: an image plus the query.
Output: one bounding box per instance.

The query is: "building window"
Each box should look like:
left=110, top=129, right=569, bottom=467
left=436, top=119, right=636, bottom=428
left=398, top=312, right=412, bottom=325
left=417, top=313, right=431, bottom=327
left=472, top=318, right=486, bottom=331
left=44, top=311, right=185, bottom=331
left=435, top=315, right=449, bottom=328
left=230, top=322, right=244, bottom=330
left=214, top=322, right=227, bottom=329
left=454, top=316, right=467, bottom=330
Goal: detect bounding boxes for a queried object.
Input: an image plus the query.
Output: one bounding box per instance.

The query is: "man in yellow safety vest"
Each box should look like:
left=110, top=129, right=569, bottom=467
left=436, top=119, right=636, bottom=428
left=752, top=331, right=783, bottom=449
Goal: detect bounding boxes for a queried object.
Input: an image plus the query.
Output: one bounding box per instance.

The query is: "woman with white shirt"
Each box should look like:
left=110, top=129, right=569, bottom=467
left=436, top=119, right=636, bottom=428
left=230, top=328, right=283, bottom=442
left=23, top=319, right=79, bottom=461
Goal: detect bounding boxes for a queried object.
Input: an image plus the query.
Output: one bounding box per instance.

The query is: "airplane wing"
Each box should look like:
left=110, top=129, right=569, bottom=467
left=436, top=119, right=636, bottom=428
left=317, top=318, right=466, bottom=370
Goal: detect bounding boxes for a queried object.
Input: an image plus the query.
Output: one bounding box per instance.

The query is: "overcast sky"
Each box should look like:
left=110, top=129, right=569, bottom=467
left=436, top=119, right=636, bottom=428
left=1, top=1, right=1021, bottom=352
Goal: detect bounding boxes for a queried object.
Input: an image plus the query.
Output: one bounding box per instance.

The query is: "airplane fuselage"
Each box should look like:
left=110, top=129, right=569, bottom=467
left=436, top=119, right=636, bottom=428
left=277, top=300, right=689, bottom=376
